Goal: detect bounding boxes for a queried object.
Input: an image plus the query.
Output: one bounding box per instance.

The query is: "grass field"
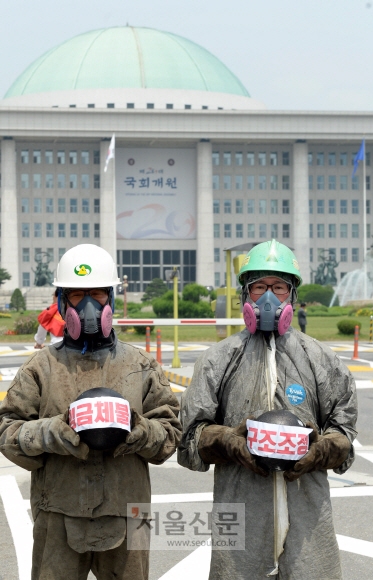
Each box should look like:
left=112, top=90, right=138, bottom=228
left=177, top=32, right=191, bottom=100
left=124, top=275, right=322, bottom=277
left=0, top=311, right=369, bottom=344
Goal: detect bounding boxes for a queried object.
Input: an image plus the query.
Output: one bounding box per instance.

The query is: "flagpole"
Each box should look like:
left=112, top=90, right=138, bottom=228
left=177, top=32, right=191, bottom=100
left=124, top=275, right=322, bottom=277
left=363, top=141, right=367, bottom=299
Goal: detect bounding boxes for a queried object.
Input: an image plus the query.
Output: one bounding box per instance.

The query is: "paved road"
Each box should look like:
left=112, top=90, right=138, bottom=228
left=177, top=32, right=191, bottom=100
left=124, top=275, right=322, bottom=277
left=0, top=341, right=373, bottom=579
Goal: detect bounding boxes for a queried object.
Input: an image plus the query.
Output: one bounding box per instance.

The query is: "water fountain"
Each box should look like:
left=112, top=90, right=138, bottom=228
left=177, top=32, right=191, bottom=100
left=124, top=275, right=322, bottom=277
left=330, top=249, right=373, bottom=306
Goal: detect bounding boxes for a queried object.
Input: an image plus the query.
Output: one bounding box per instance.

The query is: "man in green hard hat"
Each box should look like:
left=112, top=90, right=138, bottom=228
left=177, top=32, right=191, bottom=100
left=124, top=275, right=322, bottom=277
left=178, top=239, right=357, bottom=580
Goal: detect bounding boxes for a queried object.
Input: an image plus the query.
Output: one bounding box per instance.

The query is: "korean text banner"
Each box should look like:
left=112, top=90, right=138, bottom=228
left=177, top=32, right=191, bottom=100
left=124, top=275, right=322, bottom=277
left=69, top=397, right=131, bottom=432
left=246, top=419, right=312, bottom=460
left=116, top=148, right=196, bottom=240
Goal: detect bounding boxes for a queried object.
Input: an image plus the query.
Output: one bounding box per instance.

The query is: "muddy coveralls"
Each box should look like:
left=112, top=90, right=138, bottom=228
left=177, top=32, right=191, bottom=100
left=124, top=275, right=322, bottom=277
left=178, top=327, right=357, bottom=580
left=0, top=333, right=181, bottom=580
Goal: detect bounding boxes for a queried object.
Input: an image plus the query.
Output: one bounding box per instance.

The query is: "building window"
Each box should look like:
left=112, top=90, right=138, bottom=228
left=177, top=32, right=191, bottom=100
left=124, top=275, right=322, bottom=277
left=22, top=248, right=30, bottom=262
left=340, top=200, right=347, bottom=214
left=236, top=199, right=243, bottom=214
left=127, top=103, right=135, bottom=109
left=70, top=174, right=77, bottom=189
left=214, top=272, right=221, bottom=287
left=367, top=152, right=371, bottom=166
left=317, top=199, right=324, bottom=214
left=214, top=224, right=220, bottom=238
left=212, top=152, right=219, bottom=166
left=213, top=175, right=219, bottom=190
left=352, top=200, right=359, bottom=214
left=69, top=151, right=77, bottom=165
left=34, top=198, right=42, bottom=213
left=270, top=175, right=278, bottom=190
left=329, top=200, right=336, bottom=214
left=248, top=224, right=255, bottom=238
left=224, top=224, right=231, bottom=238
left=236, top=224, right=243, bottom=238
left=46, top=248, right=54, bottom=262
left=235, top=175, right=243, bottom=190
left=146, top=103, right=154, bottom=109
left=45, top=150, right=53, bottom=164
left=310, top=248, right=313, bottom=262
left=33, top=174, right=41, bottom=188
left=165, top=103, right=173, bottom=110
left=45, top=174, right=54, bottom=188
left=82, top=199, right=89, bottom=213
left=58, top=198, right=66, bottom=213
left=94, top=223, right=100, bottom=238
left=33, top=150, right=41, bottom=164
left=259, top=175, right=266, bottom=190
left=247, top=199, right=255, bottom=214
left=81, top=151, right=89, bottom=165
left=317, top=224, right=325, bottom=238
left=184, top=104, right=191, bottom=109
left=282, top=152, right=290, bottom=166
left=340, top=248, right=347, bottom=262
left=224, top=200, right=231, bottom=213
left=34, top=223, right=42, bottom=238
left=70, top=198, right=78, bottom=213
left=340, top=153, right=347, bottom=166
left=259, top=199, right=267, bottom=214
left=329, top=224, right=336, bottom=238
left=282, top=200, right=290, bottom=214
left=21, top=150, right=29, bottom=164
left=270, top=152, right=278, bottom=166
left=308, top=152, right=313, bottom=166
left=21, top=174, right=29, bottom=188
left=258, top=152, right=266, bottom=166
left=328, top=153, right=336, bottom=166
left=367, top=224, right=371, bottom=238
left=282, top=175, right=290, bottom=190
left=352, top=248, right=359, bottom=262
left=223, top=175, right=231, bottom=190
left=22, top=272, right=30, bottom=287
left=367, top=199, right=371, bottom=214
left=82, top=224, right=90, bottom=238
left=247, top=152, right=255, bottom=166
left=46, top=223, right=54, bottom=238
left=352, top=176, right=359, bottom=190
left=21, top=198, right=29, bottom=213
left=309, top=199, right=313, bottom=214
left=352, top=224, right=359, bottom=238
left=340, top=175, right=347, bottom=190
left=93, top=151, right=100, bottom=164
left=366, top=176, right=371, bottom=190
left=57, top=174, right=65, bottom=189
left=316, top=153, right=324, bottom=166
left=271, top=223, right=278, bottom=238
left=308, top=175, right=313, bottom=190
left=213, top=199, right=220, bottom=214
left=309, top=224, right=313, bottom=238
left=46, top=198, right=54, bottom=213
left=282, top=224, right=290, bottom=238
left=58, top=248, right=66, bottom=260
left=235, top=152, right=243, bottom=166
left=317, top=176, right=324, bottom=190
left=328, top=175, right=336, bottom=190
left=70, top=223, right=78, bottom=238
left=247, top=175, right=254, bottom=189
left=81, top=174, right=89, bottom=189
left=271, top=199, right=278, bottom=214
left=94, top=175, right=100, bottom=189
left=57, top=151, right=65, bottom=164
left=259, top=224, right=267, bottom=238
left=58, top=223, right=66, bottom=238
left=223, top=152, right=231, bottom=166
left=94, top=199, right=100, bottom=213
left=340, top=224, right=348, bottom=238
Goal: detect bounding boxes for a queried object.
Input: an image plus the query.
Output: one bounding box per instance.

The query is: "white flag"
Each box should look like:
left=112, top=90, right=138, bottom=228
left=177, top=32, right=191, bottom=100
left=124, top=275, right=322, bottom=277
left=104, top=134, right=115, bottom=172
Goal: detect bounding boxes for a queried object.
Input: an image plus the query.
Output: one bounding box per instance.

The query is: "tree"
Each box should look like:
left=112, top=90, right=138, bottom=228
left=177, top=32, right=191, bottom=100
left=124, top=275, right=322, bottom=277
left=182, top=284, right=209, bottom=303
left=152, top=288, right=213, bottom=318
left=141, top=278, right=168, bottom=302
left=0, top=268, right=11, bottom=288
left=297, top=284, right=337, bottom=307
left=10, top=288, right=26, bottom=311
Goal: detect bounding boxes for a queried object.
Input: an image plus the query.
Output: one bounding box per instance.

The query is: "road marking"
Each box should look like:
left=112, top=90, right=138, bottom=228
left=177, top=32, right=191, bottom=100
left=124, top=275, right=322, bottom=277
left=357, top=453, right=373, bottom=465
left=337, top=534, right=373, bottom=558
left=356, top=380, right=373, bottom=389
left=158, top=544, right=211, bottom=579
left=347, top=366, right=373, bottom=372
left=0, top=475, right=33, bottom=580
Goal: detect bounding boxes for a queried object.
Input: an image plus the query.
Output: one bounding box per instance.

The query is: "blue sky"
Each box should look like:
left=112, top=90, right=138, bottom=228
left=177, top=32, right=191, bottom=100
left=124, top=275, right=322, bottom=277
left=1, top=0, right=372, bottom=110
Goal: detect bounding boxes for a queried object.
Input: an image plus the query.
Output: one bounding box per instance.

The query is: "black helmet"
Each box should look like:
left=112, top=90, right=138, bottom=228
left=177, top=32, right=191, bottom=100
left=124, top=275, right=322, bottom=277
left=254, top=409, right=306, bottom=472
left=69, top=387, right=130, bottom=451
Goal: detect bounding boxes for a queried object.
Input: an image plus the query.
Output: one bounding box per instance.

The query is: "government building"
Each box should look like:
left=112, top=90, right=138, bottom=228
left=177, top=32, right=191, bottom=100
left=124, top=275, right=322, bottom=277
left=1, top=25, right=372, bottom=294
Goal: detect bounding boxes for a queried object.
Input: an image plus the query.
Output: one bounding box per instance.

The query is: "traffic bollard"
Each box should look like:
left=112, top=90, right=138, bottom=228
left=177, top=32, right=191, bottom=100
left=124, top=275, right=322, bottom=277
left=145, top=326, right=151, bottom=353
left=156, top=329, right=162, bottom=364
left=370, top=316, right=373, bottom=344
left=352, top=325, right=360, bottom=360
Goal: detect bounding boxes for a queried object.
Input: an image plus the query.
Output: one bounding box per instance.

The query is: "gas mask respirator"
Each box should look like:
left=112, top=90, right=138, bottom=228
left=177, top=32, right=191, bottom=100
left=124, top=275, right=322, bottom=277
left=243, top=290, right=294, bottom=335
left=64, top=294, right=113, bottom=340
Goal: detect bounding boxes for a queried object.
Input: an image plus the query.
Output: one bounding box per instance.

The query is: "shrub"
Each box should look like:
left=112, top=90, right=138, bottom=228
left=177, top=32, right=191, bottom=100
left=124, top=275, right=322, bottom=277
left=142, top=278, right=168, bottom=302
left=14, top=315, right=39, bottom=335
left=337, top=319, right=361, bottom=335
left=355, top=308, right=373, bottom=317
left=299, top=284, right=335, bottom=307
left=0, top=312, right=11, bottom=318
left=10, top=288, right=26, bottom=312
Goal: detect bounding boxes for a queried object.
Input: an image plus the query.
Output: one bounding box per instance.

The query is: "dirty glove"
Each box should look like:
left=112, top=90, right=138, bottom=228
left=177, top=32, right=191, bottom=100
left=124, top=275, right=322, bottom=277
left=18, top=414, right=89, bottom=460
left=197, top=419, right=268, bottom=477
left=284, top=422, right=351, bottom=482
left=113, top=410, right=150, bottom=457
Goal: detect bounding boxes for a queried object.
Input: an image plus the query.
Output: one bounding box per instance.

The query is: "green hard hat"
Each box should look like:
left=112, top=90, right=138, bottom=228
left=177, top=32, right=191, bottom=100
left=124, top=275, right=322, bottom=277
left=238, top=239, right=302, bottom=287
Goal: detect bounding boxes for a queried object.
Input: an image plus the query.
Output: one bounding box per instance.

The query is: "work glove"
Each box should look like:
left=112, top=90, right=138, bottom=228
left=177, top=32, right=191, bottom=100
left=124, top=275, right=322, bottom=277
left=284, top=422, right=351, bottom=482
left=197, top=419, right=268, bottom=477
left=113, top=410, right=149, bottom=457
left=18, top=414, right=89, bottom=460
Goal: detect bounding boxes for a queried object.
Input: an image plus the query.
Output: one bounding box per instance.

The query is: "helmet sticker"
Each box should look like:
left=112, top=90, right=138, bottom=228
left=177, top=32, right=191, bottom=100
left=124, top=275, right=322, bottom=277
left=244, top=255, right=251, bottom=266
left=74, top=264, right=92, bottom=276
left=293, top=259, right=299, bottom=270
left=285, top=384, right=306, bottom=406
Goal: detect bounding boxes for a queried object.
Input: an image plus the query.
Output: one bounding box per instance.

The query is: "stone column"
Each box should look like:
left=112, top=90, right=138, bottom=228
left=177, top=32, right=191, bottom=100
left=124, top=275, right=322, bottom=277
left=292, top=141, right=310, bottom=284
left=1, top=138, right=19, bottom=289
left=100, top=139, right=117, bottom=262
left=196, top=140, right=214, bottom=286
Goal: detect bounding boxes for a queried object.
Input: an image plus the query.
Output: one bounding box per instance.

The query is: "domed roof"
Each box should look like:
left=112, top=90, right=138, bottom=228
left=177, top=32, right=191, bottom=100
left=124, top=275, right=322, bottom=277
left=5, top=26, right=250, bottom=98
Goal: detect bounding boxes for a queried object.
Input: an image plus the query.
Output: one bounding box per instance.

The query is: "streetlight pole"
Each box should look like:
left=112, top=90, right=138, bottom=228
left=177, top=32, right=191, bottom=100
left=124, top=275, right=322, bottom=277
left=123, top=275, right=128, bottom=318
left=171, top=267, right=181, bottom=368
